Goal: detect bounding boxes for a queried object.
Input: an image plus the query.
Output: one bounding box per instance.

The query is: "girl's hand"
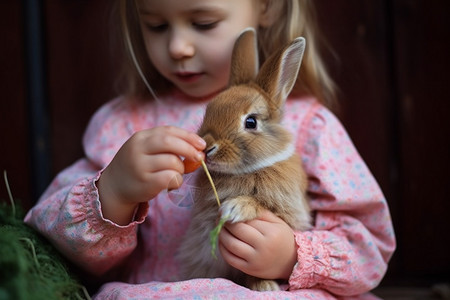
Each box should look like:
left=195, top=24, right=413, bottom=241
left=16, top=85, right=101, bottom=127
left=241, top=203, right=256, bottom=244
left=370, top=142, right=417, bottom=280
left=97, top=126, right=205, bottom=225
left=218, top=209, right=298, bottom=280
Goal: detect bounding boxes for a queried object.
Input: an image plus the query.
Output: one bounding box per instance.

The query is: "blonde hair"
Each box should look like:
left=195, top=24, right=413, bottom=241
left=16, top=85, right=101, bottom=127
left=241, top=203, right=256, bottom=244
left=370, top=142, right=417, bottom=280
left=113, top=0, right=337, bottom=108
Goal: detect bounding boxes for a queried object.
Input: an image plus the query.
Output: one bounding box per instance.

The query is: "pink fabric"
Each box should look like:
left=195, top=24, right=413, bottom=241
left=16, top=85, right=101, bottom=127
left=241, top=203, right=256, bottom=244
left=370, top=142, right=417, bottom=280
left=24, top=92, right=395, bottom=299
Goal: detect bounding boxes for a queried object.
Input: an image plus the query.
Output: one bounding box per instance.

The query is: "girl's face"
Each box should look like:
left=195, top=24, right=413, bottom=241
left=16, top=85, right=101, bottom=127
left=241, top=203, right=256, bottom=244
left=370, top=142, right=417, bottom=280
left=138, top=0, right=263, bottom=98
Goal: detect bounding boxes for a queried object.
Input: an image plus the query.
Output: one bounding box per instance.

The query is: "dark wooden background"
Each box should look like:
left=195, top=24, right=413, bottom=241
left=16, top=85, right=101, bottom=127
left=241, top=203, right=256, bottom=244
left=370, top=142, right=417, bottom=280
left=1, top=0, right=449, bottom=289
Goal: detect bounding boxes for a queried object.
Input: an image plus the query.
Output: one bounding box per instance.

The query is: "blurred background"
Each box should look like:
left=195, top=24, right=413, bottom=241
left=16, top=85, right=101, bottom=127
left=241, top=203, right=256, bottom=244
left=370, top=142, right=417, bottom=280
left=1, top=0, right=449, bottom=298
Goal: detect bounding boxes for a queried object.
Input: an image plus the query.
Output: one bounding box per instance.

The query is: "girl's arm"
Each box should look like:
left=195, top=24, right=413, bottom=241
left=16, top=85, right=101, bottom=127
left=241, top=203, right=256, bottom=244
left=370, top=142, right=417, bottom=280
left=24, top=158, right=149, bottom=276
left=288, top=104, right=396, bottom=295
left=24, top=96, right=205, bottom=277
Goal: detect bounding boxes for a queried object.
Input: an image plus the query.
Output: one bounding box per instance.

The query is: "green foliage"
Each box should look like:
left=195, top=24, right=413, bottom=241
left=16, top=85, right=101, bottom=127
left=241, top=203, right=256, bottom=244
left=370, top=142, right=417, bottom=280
left=0, top=202, right=90, bottom=300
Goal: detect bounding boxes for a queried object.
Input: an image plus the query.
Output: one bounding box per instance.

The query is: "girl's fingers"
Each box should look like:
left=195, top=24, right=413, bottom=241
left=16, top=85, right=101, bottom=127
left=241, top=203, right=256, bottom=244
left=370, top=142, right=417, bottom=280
left=142, top=153, right=185, bottom=174
left=108, top=127, right=204, bottom=201
left=243, top=210, right=283, bottom=235
left=219, top=242, right=247, bottom=268
left=219, top=227, right=254, bottom=264
left=223, top=221, right=263, bottom=246
left=156, top=126, right=206, bottom=151
left=160, top=126, right=206, bottom=150
left=253, top=210, right=282, bottom=223
left=167, top=173, right=184, bottom=190
left=140, top=127, right=206, bottom=161
left=219, top=227, right=268, bottom=274
left=144, top=170, right=184, bottom=195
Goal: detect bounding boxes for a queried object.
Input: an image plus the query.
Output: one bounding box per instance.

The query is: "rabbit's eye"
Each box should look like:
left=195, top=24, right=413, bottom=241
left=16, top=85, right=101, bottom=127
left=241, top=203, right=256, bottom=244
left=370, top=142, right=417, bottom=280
left=245, top=116, right=257, bottom=129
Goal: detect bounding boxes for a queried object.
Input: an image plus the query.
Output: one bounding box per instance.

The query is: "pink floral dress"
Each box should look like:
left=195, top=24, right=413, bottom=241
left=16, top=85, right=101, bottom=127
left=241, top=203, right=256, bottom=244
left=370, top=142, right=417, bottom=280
left=25, top=91, right=395, bottom=299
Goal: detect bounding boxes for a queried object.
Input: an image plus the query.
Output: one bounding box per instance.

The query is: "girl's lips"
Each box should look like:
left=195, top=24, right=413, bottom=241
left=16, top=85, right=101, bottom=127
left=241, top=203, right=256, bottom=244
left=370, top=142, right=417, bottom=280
left=174, top=72, right=204, bottom=83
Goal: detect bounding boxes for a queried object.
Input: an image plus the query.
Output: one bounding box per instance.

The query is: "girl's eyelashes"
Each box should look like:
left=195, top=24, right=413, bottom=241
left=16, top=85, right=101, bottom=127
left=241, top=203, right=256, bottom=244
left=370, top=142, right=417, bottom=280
left=144, top=23, right=168, bottom=32
left=143, top=21, right=219, bottom=33
left=193, top=21, right=219, bottom=30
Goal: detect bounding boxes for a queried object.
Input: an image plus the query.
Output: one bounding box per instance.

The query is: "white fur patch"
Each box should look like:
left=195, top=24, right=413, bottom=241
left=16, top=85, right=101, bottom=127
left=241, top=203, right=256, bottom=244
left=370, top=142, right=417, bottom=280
left=236, top=142, right=295, bottom=174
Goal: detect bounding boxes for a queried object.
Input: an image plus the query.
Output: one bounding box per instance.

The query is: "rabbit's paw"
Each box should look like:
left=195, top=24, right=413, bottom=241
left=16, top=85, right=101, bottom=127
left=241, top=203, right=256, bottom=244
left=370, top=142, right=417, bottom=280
left=246, top=277, right=280, bottom=291
left=220, top=196, right=259, bottom=223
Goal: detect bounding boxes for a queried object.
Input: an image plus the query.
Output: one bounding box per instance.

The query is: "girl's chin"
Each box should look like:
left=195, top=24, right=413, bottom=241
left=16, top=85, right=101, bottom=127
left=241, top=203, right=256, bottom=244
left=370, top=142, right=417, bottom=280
left=175, top=86, right=224, bottom=101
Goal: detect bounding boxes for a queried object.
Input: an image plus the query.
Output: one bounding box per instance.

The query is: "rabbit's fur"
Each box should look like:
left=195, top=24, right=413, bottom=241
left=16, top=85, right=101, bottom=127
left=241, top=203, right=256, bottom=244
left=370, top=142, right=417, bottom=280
left=178, top=29, right=310, bottom=291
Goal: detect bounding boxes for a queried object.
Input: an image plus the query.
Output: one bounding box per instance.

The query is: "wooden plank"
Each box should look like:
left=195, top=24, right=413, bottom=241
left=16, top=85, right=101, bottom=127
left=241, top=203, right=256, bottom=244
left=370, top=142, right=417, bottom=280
left=44, top=0, right=117, bottom=175
left=315, top=0, right=394, bottom=200
left=0, top=1, right=32, bottom=209
left=392, top=0, right=450, bottom=278
left=317, top=0, right=450, bottom=284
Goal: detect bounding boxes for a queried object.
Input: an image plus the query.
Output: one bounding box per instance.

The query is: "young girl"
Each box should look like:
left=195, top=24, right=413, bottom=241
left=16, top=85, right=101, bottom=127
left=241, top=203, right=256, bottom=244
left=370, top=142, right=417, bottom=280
left=25, top=0, right=396, bottom=298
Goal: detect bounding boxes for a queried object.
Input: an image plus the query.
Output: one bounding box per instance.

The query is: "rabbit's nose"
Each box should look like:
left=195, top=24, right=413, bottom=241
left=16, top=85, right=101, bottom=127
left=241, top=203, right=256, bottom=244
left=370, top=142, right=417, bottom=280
left=205, top=145, right=218, bottom=157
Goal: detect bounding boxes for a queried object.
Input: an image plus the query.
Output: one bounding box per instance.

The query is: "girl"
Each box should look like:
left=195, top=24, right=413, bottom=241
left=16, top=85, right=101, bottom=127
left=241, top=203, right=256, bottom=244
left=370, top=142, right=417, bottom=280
left=25, top=0, right=396, bottom=299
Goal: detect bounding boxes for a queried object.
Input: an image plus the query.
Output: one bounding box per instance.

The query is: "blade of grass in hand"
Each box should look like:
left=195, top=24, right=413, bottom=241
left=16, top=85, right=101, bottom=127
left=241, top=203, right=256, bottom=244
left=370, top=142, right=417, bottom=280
left=200, top=160, right=227, bottom=258
left=209, top=216, right=228, bottom=259
left=201, top=160, right=221, bottom=207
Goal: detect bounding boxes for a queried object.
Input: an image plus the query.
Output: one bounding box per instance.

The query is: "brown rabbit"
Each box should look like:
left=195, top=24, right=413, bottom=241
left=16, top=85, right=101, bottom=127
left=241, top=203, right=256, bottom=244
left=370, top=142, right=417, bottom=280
left=178, top=28, right=310, bottom=291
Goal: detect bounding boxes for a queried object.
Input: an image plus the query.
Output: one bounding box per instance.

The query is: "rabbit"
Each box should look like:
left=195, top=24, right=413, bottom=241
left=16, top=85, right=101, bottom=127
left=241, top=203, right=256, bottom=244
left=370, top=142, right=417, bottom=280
left=177, top=28, right=311, bottom=292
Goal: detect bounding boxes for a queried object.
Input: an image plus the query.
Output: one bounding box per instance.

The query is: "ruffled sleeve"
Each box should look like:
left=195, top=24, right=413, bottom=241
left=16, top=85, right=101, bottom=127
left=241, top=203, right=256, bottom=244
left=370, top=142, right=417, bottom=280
left=288, top=103, right=396, bottom=296
left=24, top=97, right=149, bottom=276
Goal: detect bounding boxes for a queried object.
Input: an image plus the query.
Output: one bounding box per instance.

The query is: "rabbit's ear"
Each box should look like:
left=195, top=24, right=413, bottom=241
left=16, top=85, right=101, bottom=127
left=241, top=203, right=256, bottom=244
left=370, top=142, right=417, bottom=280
left=229, top=28, right=259, bottom=86
left=256, top=37, right=306, bottom=108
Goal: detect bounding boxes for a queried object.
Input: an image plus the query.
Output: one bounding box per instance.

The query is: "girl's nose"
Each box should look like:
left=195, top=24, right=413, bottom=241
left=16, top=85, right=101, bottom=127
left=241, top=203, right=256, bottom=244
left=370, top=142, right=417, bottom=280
left=169, top=30, right=195, bottom=60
